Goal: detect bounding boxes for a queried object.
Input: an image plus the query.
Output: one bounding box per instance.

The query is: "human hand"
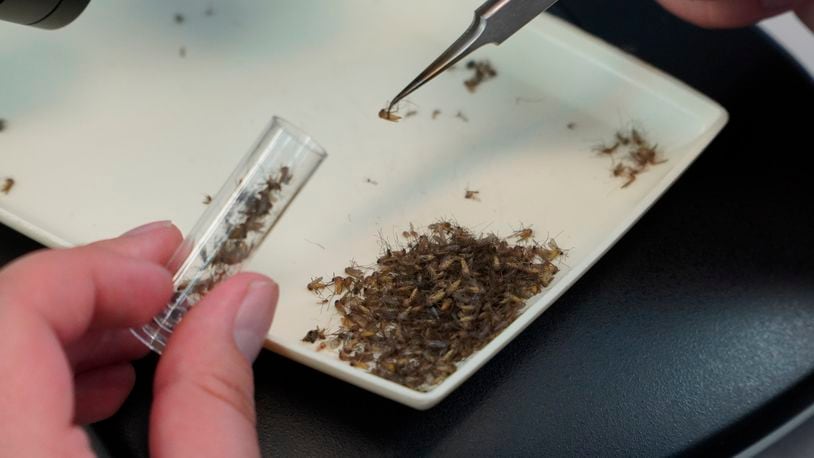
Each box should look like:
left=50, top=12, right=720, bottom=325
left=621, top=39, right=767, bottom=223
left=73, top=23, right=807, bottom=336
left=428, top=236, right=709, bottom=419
left=0, top=221, right=277, bottom=457
left=658, top=0, right=814, bottom=31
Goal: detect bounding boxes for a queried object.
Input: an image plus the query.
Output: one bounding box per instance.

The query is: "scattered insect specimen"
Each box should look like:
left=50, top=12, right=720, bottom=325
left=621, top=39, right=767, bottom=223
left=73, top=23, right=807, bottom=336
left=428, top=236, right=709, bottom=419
left=174, top=13, right=185, bottom=24
left=378, top=108, right=402, bottom=123
left=365, top=178, right=379, bottom=186
left=595, top=141, right=620, bottom=156
left=307, top=276, right=329, bottom=292
left=595, top=127, right=666, bottom=188
left=401, top=223, right=419, bottom=239
left=331, top=275, right=351, bottom=295
left=621, top=170, right=638, bottom=188
left=404, top=110, right=418, bottom=118
left=344, top=264, right=365, bottom=280
left=511, top=226, right=535, bottom=242
left=1, top=178, right=14, bottom=195
left=464, top=60, right=498, bottom=93
left=0, top=119, right=6, bottom=132
left=455, top=111, right=469, bottom=123
left=202, top=194, right=212, bottom=205
left=630, top=145, right=667, bottom=168
left=305, top=222, right=563, bottom=391
left=432, top=110, right=442, bottom=120
left=631, top=128, right=646, bottom=147
left=302, top=327, right=327, bottom=343
left=611, top=162, right=639, bottom=189
left=567, top=122, right=577, bottom=130
left=179, top=47, right=187, bottom=58
left=464, top=189, right=480, bottom=201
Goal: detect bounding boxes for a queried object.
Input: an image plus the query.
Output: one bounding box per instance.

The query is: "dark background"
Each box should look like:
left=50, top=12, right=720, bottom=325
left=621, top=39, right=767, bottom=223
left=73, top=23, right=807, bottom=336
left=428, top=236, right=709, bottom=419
left=2, top=0, right=813, bottom=456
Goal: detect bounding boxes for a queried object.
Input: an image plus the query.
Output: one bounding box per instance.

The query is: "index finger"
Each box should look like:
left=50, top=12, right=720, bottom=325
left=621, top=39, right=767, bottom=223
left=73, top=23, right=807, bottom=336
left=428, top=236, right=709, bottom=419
left=0, top=229, right=178, bottom=344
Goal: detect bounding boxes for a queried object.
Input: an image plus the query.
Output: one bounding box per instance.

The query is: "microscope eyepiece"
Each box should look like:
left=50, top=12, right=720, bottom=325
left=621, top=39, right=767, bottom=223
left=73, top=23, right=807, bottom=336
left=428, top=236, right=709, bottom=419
left=0, top=0, right=90, bottom=30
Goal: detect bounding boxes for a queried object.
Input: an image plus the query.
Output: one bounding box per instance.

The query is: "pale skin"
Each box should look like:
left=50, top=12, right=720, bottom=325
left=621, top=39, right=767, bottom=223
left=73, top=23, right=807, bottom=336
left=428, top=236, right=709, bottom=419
left=0, top=221, right=277, bottom=457
left=0, top=5, right=809, bottom=456
left=657, top=0, right=814, bottom=30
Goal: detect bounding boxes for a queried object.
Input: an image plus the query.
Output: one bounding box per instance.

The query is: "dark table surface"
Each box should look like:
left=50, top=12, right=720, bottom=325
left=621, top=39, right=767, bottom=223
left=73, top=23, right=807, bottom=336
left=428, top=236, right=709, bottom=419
left=2, top=0, right=813, bottom=456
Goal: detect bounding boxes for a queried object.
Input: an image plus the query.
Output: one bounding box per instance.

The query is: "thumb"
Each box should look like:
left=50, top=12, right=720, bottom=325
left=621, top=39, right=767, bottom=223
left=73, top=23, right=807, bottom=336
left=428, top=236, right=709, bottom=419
left=149, top=273, right=277, bottom=458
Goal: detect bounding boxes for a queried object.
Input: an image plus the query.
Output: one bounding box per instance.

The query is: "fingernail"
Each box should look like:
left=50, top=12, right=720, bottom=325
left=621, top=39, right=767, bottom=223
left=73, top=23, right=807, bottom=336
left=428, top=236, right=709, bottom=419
left=122, top=220, right=173, bottom=237
left=761, top=0, right=794, bottom=11
left=233, top=280, right=277, bottom=362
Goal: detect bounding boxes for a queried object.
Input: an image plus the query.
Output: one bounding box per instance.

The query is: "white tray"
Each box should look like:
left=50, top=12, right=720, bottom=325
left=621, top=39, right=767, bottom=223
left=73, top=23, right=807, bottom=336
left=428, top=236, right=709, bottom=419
left=0, top=0, right=727, bottom=409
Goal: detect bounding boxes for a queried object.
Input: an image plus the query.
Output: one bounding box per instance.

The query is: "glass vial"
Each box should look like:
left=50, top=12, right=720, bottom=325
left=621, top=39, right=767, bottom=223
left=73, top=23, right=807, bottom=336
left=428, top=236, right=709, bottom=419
left=131, top=116, right=327, bottom=354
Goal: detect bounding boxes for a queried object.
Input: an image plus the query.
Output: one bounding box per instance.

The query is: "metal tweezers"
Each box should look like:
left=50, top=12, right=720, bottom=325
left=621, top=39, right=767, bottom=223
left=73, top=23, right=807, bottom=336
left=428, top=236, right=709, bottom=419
left=387, top=0, right=561, bottom=112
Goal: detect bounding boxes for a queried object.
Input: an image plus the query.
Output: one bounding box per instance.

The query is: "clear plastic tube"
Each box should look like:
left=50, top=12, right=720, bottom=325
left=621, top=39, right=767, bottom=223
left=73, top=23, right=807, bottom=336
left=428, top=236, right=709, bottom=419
left=131, top=116, right=327, bottom=354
